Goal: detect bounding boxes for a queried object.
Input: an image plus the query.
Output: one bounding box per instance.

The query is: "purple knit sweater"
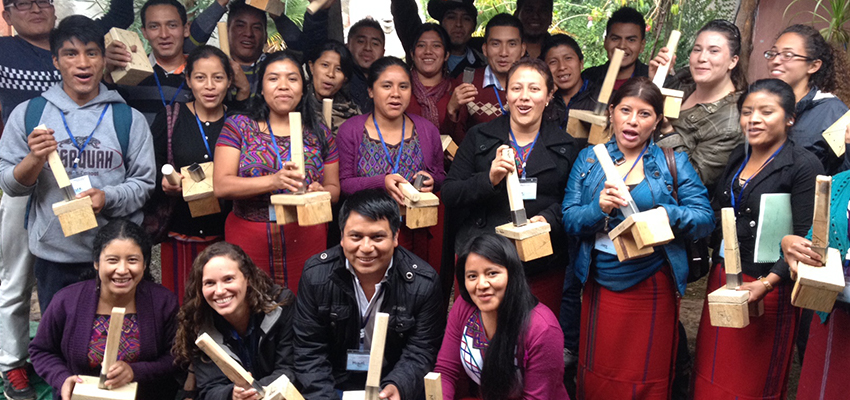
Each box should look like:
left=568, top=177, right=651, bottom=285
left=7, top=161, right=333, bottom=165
left=337, top=113, right=446, bottom=195
left=29, top=279, right=179, bottom=398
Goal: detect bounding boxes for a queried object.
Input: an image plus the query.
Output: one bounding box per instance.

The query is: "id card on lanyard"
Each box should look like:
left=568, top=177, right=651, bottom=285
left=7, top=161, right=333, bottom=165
left=509, top=129, right=539, bottom=201
left=347, top=314, right=372, bottom=371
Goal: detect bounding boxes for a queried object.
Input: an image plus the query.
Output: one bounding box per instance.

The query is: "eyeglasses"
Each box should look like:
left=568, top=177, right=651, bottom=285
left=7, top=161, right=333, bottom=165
left=764, top=50, right=814, bottom=62
left=7, top=0, right=53, bottom=11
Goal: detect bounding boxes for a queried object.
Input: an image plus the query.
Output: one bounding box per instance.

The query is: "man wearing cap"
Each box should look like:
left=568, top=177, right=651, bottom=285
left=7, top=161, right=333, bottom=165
left=392, top=0, right=486, bottom=78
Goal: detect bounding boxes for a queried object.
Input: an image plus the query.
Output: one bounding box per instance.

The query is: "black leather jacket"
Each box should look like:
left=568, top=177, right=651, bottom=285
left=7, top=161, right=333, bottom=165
left=294, top=245, right=443, bottom=400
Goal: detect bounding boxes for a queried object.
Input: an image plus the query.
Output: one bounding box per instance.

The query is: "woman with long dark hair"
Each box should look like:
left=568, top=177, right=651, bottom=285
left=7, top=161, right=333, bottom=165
left=150, top=45, right=233, bottom=304
left=651, top=19, right=746, bottom=192
left=766, top=24, right=849, bottom=174
left=29, top=220, right=179, bottom=400
left=172, top=242, right=294, bottom=400
left=213, top=50, right=339, bottom=295
left=562, top=77, right=714, bottom=399
left=406, top=23, right=455, bottom=136
left=434, top=233, right=568, bottom=399
left=690, top=79, right=824, bottom=399
left=305, top=40, right=361, bottom=135
left=337, top=56, right=445, bottom=263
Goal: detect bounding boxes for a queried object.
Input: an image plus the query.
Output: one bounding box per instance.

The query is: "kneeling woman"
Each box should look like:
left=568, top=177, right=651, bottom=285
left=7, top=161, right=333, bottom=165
left=434, top=233, right=568, bottom=399
left=561, top=77, right=714, bottom=399
left=172, top=242, right=295, bottom=400
left=29, top=220, right=179, bottom=399
left=691, top=79, right=823, bottom=399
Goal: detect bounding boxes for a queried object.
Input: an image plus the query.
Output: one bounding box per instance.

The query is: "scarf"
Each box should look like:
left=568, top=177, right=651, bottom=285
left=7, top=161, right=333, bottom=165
left=411, top=71, right=452, bottom=127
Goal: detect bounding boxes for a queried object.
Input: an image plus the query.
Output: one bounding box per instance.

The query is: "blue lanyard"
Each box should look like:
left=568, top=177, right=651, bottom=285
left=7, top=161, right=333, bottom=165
left=60, top=104, right=110, bottom=169
left=265, top=119, right=290, bottom=169
left=193, top=110, right=214, bottom=161
left=372, top=113, right=405, bottom=175
left=730, top=143, right=785, bottom=211
left=152, top=72, right=185, bottom=108
left=508, top=129, right=540, bottom=179
left=623, top=143, right=650, bottom=182
left=492, top=86, right=506, bottom=114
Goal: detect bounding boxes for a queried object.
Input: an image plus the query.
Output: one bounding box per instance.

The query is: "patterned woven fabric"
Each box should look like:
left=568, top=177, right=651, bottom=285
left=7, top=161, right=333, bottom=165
left=217, top=114, right=339, bottom=221
left=460, top=310, right=488, bottom=385
left=356, top=127, right=425, bottom=181
left=87, top=314, right=141, bottom=368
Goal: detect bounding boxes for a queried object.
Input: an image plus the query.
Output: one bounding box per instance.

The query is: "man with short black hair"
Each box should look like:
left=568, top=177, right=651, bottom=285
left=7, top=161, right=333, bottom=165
left=581, top=6, right=648, bottom=90
left=514, top=0, right=553, bottom=58
left=0, top=2, right=133, bottom=398
left=445, top=13, right=525, bottom=143
left=392, top=0, right=486, bottom=78
left=295, top=189, right=442, bottom=400
left=346, top=17, right=385, bottom=112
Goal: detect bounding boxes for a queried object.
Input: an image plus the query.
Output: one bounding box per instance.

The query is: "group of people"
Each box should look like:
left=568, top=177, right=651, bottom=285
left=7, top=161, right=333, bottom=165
left=0, top=0, right=848, bottom=399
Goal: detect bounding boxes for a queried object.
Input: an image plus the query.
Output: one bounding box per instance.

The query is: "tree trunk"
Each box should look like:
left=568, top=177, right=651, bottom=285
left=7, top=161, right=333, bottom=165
left=735, top=0, right=760, bottom=82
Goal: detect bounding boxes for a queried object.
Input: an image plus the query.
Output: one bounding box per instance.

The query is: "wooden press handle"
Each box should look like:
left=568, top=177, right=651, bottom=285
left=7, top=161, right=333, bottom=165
left=597, top=49, right=625, bottom=105
left=652, top=30, right=681, bottom=88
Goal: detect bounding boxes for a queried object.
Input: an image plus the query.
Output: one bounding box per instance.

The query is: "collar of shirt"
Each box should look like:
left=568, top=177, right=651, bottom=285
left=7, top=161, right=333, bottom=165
left=463, top=46, right=476, bottom=64
left=149, top=52, right=187, bottom=75
left=483, top=65, right=504, bottom=91
left=345, top=257, right=394, bottom=319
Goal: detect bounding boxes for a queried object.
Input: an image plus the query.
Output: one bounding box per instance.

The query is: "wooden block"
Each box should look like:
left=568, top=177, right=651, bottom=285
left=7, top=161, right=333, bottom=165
left=217, top=22, right=230, bottom=57
left=405, top=206, right=438, bottom=229
left=322, top=98, right=333, bottom=128
left=822, top=109, right=850, bottom=157
left=597, top=49, right=625, bottom=105
left=104, top=28, right=153, bottom=86
left=792, top=247, right=846, bottom=312
left=265, top=374, right=304, bottom=400
left=181, top=162, right=215, bottom=202
left=342, top=391, right=364, bottom=400
left=53, top=197, right=98, bottom=237
left=750, top=299, right=765, bottom=318
left=587, top=124, right=611, bottom=145
left=398, top=180, right=421, bottom=202
left=273, top=205, right=299, bottom=225
left=99, top=307, right=126, bottom=388
left=188, top=196, right=221, bottom=218
left=289, top=113, right=305, bottom=177
left=195, top=333, right=260, bottom=392
left=270, top=191, right=331, bottom=206
left=70, top=376, right=137, bottom=400
left=721, top=208, right=742, bottom=275
left=566, top=110, right=610, bottom=144
left=296, top=200, right=332, bottom=226
left=403, top=191, right=439, bottom=208
left=424, top=372, right=442, bottom=400
left=610, top=229, right=654, bottom=262
left=652, top=30, right=681, bottom=88
left=270, top=192, right=332, bottom=226
left=811, top=175, right=831, bottom=259
left=707, top=287, right=750, bottom=328
left=661, top=89, right=684, bottom=119
left=502, top=148, right=525, bottom=216
left=441, top=135, right=458, bottom=157
left=565, top=116, right=590, bottom=139
left=630, top=208, right=675, bottom=248
left=162, top=164, right=182, bottom=186
left=495, top=221, right=553, bottom=261
left=246, top=0, right=285, bottom=16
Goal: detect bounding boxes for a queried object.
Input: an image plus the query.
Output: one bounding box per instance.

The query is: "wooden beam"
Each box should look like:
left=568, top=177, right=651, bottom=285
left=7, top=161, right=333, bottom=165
left=811, top=175, right=831, bottom=259
left=104, top=28, right=154, bottom=86
left=195, top=333, right=264, bottom=396
left=322, top=98, right=333, bottom=128
left=289, top=112, right=305, bottom=177
left=424, top=373, right=442, bottom=400
left=217, top=22, right=230, bottom=57
left=365, top=313, right=389, bottom=400
left=503, top=148, right=525, bottom=223
left=793, top=247, right=846, bottom=312
left=597, top=49, right=625, bottom=106
left=721, top=208, right=742, bottom=277
left=652, top=30, right=681, bottom=89
left=99, top=308, right=126, bottom=388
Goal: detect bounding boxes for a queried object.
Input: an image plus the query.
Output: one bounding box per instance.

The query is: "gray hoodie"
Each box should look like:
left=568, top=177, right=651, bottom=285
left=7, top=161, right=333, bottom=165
left=0, top=83, right=155, bottom=263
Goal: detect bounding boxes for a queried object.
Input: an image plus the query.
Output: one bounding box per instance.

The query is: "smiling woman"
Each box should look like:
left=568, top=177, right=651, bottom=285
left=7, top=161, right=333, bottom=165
left=29, top=219, right=180, bottom=400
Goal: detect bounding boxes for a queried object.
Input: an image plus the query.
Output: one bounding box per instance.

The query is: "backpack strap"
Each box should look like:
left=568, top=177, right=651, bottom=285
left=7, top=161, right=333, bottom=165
left=24, top=96, right=47, bottom=135
left=111, top=102, right=131, bottom=157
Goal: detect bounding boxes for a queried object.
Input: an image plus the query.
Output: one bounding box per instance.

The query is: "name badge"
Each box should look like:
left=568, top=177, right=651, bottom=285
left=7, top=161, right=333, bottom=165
left=519, top=178, right=537, bottom=201
left=594, top=232, right=617, bottom=255
left=70, top=175, right=92, bottom=195
left=346, top=350, right=370, bottom=371
left=268, top=204, right=277, bottom=222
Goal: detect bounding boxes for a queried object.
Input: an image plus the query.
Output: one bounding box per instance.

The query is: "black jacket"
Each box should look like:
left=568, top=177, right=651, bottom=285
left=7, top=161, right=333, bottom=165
left=789, top=87, right=849, bottom=174
left=711, top=140, right=824, bottom=281
left=442, top=116, right=580, bottom=276
left=294, top=246, right=443, bottom=400
left=194, top=288, right=296, bottom=400
left=581, top=60, right=650, bottom=88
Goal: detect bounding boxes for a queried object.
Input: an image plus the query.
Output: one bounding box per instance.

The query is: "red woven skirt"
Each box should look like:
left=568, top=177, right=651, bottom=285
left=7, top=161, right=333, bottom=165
left=577, top=266, right=679, bottom=400
left=224, top=213, right=327, bottom=296
left=160, top=233, right=223, bottom=304
left=796, top=305, right=850, bottom=399
left=692, top=263, right=798, bottom=400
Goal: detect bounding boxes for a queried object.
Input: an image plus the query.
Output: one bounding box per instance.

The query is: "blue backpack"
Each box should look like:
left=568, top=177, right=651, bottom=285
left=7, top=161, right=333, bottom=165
left=22, top=96, right=132, bottom=228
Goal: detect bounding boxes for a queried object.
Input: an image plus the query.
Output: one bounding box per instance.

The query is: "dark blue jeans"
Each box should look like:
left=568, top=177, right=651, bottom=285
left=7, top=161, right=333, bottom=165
left=560, top=263, right=582, bottom=352
left=34, top=257, right=94, bottom=313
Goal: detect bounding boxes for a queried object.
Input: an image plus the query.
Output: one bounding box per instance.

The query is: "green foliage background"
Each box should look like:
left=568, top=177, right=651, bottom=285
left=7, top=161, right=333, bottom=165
left=83, top=0, right=739, bottom=69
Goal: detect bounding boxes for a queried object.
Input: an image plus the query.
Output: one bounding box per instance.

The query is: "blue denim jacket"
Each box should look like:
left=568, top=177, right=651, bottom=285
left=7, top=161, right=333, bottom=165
left=561, top=139, right=715, bottom=294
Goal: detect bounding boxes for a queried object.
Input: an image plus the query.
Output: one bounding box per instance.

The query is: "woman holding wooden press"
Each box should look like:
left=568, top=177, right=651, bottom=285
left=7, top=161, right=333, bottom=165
left=690, top=79, right=823, bottom=399
left=29, top=220, right=179, bottom=400
left=442, top=57, right=580, bottom=315
left=780, top=168, right=850, bottom=399
left=561, top=77, right=713, bottom=399
left=213, top=50, right=340, bottom=295
left=434, top=233, right=568, bottom=399
left=172, top=242, right=295, bottom=400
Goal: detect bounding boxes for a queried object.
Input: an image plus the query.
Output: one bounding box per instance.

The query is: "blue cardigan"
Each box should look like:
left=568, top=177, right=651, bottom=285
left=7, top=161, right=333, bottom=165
left=561, top=139, right=715, bottom=294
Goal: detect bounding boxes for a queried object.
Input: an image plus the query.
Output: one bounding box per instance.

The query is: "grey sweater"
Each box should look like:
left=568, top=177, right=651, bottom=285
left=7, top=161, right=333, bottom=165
left=0, top=83, right=155, bottom=262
